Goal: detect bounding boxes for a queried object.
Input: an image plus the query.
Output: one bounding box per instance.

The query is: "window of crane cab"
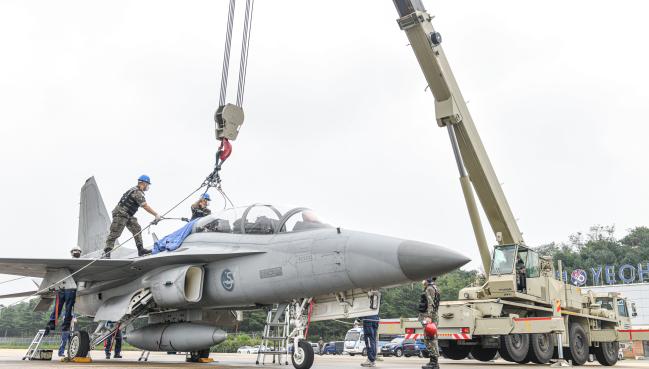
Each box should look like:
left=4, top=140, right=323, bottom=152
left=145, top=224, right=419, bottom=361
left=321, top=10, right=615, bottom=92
left=277, top=208, right=332, bottom=233
left=596, top=297, right=614, bottom=311
left=491, top=245, right=517, bottom=275
left=525, top=250, right=540, bottom=278
left=617, top=299, right=629, bottom=317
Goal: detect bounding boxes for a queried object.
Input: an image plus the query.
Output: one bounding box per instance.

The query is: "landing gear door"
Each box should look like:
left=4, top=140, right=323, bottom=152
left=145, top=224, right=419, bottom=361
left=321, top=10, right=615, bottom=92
left=309, top=289, right=380, bottom=322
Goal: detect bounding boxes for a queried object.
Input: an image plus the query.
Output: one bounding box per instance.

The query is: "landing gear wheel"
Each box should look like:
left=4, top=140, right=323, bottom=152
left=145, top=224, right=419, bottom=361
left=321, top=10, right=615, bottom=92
left=394, top=348, right=403, bottom=357
left=527, top=333, right=554, bottom=364
left=68, top=331, right=90, bottom=359
left=499, top=334, right=530, bottom=363
left=471, top=347, right=498, bottom=362
left=440, top=341, right=471, bottom=360
left=292, top=340, right=314, bottom=369
left=594, top=341, right=619, bottom=366
left=566, top=323, right=589, bottom=366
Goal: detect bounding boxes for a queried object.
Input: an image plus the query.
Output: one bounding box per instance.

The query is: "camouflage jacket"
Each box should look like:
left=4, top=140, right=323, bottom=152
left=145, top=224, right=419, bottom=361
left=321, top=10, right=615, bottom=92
left=191, top=203, right=212, bottom=220
left=114, top=186, right=146, bottom=217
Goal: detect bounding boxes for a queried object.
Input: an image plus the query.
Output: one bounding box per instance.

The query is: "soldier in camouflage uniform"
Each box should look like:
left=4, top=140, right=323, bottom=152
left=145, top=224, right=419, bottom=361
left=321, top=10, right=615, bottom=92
left=418, top=277, right=440, bottom=369
left=190, top=193, right=212, bottom=220
left=104, top=175, right=161, bottom=258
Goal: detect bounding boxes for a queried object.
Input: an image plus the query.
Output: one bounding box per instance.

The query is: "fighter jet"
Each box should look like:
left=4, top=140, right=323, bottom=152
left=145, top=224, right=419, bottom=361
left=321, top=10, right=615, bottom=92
left=0, top=177, right=469, bottom=367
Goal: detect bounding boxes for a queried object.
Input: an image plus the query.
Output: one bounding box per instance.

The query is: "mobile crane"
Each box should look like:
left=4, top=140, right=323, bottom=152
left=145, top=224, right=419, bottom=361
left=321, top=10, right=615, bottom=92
left=388, top=0, right=649, bottom=366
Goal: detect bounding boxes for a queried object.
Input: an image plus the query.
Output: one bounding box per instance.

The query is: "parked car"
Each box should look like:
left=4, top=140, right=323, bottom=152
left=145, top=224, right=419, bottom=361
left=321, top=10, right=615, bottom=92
left=321, top=341, right=343, bottom=355
left=395, top=339, right=426, bottom=357
left=237, top=346, right=255, bottom=354
left=343, top=327, right=365, bottom=356
left=376, top=341, right=390, bottom=356
left=310, top=342, right=321, bottom=355
left=380, top=337, right=407, bottom=357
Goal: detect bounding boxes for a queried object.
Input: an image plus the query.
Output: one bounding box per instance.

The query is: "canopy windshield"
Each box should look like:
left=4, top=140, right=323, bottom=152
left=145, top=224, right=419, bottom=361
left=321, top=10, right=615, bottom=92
left=192, top=204, right=332, bottom=235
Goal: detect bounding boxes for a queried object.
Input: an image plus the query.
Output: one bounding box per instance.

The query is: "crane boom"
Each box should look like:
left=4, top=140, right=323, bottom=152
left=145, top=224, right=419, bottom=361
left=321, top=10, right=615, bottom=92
left=392, top=1, right=524, bottom=273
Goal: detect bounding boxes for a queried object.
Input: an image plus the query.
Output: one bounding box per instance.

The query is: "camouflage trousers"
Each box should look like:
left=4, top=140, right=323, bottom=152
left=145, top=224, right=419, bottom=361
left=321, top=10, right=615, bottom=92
left=105, top=212, right=143, bottom=251
left=421, top=314, right=440, bottom=359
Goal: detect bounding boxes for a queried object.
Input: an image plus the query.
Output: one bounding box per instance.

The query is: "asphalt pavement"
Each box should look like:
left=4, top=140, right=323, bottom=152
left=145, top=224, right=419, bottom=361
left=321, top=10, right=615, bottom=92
left=0, top=350, right=646, bottom=369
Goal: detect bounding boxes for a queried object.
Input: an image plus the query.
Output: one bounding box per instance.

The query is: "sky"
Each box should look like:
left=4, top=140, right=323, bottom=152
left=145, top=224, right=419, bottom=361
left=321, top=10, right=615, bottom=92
left=1, top=0, right=649, bottom=298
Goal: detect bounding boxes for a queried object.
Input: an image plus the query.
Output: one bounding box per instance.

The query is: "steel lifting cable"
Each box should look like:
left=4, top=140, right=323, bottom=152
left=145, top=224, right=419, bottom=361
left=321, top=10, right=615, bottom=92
left=218, top=0, right=237, bottom=107
left=235, top=0, right=255, bottom=107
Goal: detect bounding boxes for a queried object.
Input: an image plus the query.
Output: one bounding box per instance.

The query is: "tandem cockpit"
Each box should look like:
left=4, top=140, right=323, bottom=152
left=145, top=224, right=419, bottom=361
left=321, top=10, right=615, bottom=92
left=192, top=204, right=333, bottom=235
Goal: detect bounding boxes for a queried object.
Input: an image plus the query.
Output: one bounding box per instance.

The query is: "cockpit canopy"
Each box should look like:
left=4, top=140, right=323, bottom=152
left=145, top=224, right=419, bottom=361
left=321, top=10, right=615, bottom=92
left=192, top=204, right=332, bottom=235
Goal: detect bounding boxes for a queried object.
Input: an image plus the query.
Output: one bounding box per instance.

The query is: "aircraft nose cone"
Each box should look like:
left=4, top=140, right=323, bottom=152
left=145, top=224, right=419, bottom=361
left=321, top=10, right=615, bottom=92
left=397, top=240, right=470, bottom=280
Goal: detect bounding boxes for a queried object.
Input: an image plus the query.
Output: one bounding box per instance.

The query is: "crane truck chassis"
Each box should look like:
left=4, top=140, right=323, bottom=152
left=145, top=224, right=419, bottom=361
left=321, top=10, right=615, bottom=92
left=389, top=0, right=649, bottom=366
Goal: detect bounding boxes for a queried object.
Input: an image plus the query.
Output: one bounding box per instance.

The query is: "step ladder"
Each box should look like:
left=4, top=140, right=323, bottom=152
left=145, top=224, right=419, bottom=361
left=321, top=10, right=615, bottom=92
left=22, top=329, right=46, bottom=360
left=256, top=304, right=290, bottom=366
left=138, top=350, right=150, bottom=362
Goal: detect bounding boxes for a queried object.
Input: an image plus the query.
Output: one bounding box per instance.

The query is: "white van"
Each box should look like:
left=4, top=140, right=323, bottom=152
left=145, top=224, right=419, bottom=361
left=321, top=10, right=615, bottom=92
left=343, top=327, right=366, bottom=356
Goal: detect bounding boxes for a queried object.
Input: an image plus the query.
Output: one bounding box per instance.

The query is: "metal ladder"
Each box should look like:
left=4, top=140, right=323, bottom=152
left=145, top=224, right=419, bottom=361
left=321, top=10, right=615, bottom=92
left=256, top=304, right=290, bottom=365
left=22, top=329, right=46, bottom=360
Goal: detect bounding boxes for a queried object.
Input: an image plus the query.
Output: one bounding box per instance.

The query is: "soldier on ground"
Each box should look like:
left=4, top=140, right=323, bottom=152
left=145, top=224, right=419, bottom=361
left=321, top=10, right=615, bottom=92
left=104, top=175, right=161, bottom=258
left=190, top=193, right=212, bottom=220
left=418, top=277, right=440, bottom=369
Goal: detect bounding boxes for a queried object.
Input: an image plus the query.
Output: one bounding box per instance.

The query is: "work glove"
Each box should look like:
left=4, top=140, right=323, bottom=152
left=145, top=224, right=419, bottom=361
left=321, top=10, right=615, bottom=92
left=417, top=293, right=428, bottom=313
left=152, top=215, right=162, bottom=225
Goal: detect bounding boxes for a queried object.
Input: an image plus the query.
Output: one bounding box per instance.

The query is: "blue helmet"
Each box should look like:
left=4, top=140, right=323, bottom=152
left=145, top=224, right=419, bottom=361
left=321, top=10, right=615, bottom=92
left=202, top=193, right=211, bottom=201
left=138, top=175, right=151, bottom=184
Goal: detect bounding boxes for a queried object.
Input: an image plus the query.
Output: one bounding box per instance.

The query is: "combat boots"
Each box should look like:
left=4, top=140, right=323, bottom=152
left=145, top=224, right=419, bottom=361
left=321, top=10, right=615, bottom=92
left=421, top=357, right=439, bottom=369
left=137, top=245, right=152, bottom=256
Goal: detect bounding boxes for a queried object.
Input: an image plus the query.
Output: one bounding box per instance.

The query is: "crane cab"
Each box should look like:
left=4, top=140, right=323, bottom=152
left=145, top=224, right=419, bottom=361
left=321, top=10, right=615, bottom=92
left=479, top=244, right=554, bottom=303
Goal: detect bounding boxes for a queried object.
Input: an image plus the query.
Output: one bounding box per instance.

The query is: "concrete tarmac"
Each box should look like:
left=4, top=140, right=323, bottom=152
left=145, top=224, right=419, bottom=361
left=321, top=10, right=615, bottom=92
left=1, top=350, right=646, bottom=369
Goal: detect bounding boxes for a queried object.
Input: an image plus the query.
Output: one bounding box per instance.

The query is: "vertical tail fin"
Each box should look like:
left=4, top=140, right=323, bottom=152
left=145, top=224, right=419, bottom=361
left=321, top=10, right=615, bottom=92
left=77, top=177, right=111, bottom=256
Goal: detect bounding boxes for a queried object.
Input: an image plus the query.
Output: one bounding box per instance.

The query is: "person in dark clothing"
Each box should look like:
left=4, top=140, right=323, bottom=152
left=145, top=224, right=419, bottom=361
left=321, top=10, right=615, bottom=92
left=44, top=288, right=76, bottom=335
left=360, top=314, right=380, bottom=367
left=104, top=175, right=161, bottom=258
left=104, top=323, right=122, bottom=359
left=190, top=193, right=212, bottom=220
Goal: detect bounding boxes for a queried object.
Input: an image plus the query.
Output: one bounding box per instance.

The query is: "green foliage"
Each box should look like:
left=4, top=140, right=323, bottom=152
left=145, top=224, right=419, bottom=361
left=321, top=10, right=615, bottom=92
left=211, top=333, right=261, bottom=353
left=534, top=226, right=649, bottom=285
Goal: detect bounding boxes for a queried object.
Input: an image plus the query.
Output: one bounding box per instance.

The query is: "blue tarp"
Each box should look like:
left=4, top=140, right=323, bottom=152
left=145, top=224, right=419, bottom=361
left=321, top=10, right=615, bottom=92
left=153, top=219, right=199, bottom=254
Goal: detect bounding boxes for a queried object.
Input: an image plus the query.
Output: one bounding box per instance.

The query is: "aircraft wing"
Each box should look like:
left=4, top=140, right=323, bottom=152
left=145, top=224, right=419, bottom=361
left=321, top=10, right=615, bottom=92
left=0, top=246, right=264, bottom=282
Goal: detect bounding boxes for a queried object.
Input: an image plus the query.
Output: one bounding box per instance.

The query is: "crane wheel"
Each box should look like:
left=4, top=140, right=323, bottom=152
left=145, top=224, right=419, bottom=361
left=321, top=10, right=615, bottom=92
left=471, top=346, right=498, bottom=362
left=594, top=341, right=619, bottom=366
left=499, top=334, right=529, bottom=363
left=440, top=341, right=471, bottom=360
left=566, top=323, right=589, bottom=366
left=527, top=333, right=554, bottom=364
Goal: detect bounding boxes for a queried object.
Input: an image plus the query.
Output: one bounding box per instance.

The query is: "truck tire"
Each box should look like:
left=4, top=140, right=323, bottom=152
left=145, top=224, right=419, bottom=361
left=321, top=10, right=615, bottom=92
left=499, top=334, right=529, bottom=363
left=440, top=341, right=471, bottom=360
left=292, top=340, right=314, bottom=369
left=471, top=347, right=498, bottom=362
left=527, top=333, right=554, bottom=364
left=594, top=341, right=619, bottom=366
left=566, top=323, right=589, bottom=366
left=68, top=331, right=90, bottom=359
